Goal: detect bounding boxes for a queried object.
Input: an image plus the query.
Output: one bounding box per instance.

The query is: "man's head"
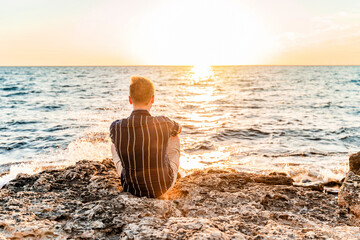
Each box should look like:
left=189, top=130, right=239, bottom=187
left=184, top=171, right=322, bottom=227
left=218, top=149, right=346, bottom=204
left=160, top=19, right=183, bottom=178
left=129, top=76, right=155, bottom=110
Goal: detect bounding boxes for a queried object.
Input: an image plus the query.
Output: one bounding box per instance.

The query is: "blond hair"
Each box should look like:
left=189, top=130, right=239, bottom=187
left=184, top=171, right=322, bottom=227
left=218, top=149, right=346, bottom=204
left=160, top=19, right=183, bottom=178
left=129, top=76, right=155, bottom=105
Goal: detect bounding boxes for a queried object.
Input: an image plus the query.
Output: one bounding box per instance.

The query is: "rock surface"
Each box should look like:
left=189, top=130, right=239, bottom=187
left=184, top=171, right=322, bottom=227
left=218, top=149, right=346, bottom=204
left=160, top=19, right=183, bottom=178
left=349, top=152, right=360, bottom=175
left=0, top=158, right=359, bottom=239
left=339, top=152, right=360, bottom=217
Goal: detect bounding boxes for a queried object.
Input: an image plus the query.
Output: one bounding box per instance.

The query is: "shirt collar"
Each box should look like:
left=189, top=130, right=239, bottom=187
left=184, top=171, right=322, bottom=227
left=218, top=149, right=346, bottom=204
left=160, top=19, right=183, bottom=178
left=130, top=109, right=151, bottom=116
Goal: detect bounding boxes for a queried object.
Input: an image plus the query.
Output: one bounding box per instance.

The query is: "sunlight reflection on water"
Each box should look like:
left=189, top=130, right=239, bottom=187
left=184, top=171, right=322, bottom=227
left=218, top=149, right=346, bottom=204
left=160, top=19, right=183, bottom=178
left=189, top=64, right=214, bottom=83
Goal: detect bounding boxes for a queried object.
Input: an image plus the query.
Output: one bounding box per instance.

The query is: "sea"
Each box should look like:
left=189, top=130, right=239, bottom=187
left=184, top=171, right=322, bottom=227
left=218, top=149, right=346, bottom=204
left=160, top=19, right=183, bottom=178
left=0, top=66, right=359, bottom=187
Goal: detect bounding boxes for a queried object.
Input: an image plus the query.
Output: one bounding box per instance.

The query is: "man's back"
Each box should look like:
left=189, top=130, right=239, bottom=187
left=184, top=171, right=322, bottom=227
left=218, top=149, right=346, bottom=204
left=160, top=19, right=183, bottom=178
left=110, top=109, right=180, bottom=197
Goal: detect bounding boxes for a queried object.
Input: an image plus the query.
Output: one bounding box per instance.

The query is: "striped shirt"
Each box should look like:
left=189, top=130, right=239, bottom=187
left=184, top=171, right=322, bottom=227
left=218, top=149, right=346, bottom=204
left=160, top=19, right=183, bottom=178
left=110, top=109, right=181, bottom=198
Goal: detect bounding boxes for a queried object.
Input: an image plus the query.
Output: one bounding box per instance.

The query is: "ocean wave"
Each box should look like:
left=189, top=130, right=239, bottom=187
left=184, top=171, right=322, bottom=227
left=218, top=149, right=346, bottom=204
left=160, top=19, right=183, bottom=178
left=45, top=125, right=67, bottom=132
left=1, top=141, right=28, bottom=150
left=41, top=105, right=64, bottom=110
left=5, top=91, right=29, bottom=97
left=184, top=140, right=215, bottom=152
left=262, top=151, right=344, bottom=158
left=350, top=79, right=360, bottom=85
left=213, top=128, right=270, bottom=141
left=1, top=86, right=18, bottom=91
left=8, top=120, right=41, bottom=126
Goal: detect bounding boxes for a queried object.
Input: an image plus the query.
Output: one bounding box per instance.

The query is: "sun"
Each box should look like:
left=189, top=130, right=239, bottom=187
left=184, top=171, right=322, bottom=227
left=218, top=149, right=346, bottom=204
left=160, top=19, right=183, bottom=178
left=135, top=0, right=275, bottom=65
left=190, top=64, right=214, bottom=81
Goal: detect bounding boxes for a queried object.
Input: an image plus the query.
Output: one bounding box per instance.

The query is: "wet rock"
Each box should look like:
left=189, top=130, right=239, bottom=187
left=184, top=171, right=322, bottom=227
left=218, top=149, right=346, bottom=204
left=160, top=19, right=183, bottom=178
left=0, top=159, right=359, bottom=239
left=338, top=171, right=360, bottom=217
left=338, top=152, right=360, bottom=217
left=297, top=182, right=324, bottom=192
left=32, top=173, right=54, bottom=192
left=254, top=174, right=294, bottom=186
left=324, top=180, right=342, bottom=188
left=324, top=186, right=340, bottom=195
left=349, top=152, right=360, bottom=175
left=7, top=173, right=38, bottom=192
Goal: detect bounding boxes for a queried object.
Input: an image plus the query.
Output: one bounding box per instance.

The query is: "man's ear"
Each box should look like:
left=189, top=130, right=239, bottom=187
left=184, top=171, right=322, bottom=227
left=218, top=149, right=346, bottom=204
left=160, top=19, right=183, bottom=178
left=151, top=95, right=155, bottom=104
left=129, top=96, right=133, bottom=105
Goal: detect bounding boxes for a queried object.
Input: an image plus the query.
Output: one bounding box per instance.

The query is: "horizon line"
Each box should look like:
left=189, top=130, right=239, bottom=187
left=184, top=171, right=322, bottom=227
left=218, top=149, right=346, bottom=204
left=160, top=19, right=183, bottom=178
left=1, top=64, right=360, bottom=67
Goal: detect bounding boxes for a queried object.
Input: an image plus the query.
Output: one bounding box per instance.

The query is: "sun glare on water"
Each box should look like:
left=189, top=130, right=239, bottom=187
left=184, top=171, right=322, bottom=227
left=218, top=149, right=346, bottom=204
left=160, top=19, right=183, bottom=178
left=178, top=64, right=231, bottom=171
left=190, top=64, right=214, bottom=82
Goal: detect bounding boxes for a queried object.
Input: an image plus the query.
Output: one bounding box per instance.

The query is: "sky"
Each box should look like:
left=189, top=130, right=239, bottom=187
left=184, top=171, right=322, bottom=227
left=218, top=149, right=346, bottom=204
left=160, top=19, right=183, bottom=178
left=1, top=0, right=360, bottom=66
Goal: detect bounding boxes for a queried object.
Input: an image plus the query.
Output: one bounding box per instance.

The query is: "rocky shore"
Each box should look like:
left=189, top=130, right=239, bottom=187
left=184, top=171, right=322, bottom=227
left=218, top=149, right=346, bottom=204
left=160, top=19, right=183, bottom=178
left=1, top=155, right=360, bottom=239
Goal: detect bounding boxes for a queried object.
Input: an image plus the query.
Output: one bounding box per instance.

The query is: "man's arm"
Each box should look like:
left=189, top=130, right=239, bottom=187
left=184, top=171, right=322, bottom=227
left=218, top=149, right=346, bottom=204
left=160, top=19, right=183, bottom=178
left=110, top=120, right=123, bottom=174
left=111, top=143, right=122, bottom=174
left=168, top=118, right=182, bottom=137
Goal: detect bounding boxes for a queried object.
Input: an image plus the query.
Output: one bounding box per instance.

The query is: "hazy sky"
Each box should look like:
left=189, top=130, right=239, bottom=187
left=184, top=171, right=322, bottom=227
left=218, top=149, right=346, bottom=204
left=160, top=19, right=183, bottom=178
left=1, top=0, right=360, bottom=65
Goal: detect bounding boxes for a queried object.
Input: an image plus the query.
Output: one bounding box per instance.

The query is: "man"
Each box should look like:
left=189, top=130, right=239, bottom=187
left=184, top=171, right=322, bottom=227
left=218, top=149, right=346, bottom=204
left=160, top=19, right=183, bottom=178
left=110, top=76, right=181, bottom=198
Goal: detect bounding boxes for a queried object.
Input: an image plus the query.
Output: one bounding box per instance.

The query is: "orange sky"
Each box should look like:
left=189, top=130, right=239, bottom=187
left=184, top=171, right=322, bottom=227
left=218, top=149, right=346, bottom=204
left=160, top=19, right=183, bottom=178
left=1, top=0, right=360, bottom=66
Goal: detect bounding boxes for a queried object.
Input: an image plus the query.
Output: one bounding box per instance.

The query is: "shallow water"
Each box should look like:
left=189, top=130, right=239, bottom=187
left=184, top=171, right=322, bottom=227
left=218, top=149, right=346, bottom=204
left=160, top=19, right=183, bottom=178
left=0, top=66, right=359, bottom=186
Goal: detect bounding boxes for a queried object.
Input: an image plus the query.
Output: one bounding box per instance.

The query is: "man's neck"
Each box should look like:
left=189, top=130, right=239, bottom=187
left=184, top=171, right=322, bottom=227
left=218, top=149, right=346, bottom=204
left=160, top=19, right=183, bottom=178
left=133, top=106, right=151, bottom=112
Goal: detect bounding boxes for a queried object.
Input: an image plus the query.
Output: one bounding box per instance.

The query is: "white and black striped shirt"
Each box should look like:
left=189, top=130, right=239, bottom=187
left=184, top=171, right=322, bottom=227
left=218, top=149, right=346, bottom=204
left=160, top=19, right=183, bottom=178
left=110, top=109, right=181, bottom=198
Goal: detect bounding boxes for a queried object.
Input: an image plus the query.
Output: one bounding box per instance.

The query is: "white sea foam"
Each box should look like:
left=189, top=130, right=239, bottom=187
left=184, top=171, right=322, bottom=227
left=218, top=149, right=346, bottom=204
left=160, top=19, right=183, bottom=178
left=0, top=134, right=113, bottom=188
left=0, top=164, right=36, bottom=188
left=0, top=135, right=351, bottom=189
